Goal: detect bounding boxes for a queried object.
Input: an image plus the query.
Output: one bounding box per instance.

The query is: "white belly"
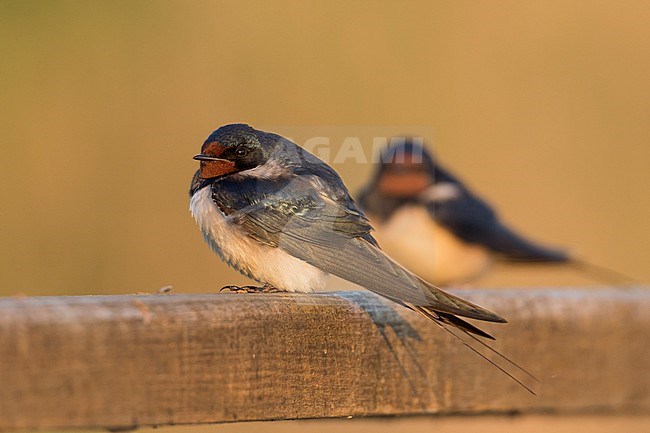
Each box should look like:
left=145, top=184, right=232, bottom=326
left=370, top=206, right=492, bottom=285
left=190, top=187, right=327, bottom=292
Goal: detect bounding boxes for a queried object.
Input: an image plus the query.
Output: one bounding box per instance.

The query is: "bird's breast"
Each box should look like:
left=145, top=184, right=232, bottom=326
left=370, top=205, right=492, bottom=285
left=189, top=187, right=327, bottom=292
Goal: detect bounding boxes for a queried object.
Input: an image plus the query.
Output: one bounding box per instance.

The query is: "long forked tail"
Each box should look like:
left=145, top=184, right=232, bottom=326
left=405, top=303, right=539, bottom=396
left=503, top=255, right=639, bottom=286
left=570, top=259, right=639, bottom=287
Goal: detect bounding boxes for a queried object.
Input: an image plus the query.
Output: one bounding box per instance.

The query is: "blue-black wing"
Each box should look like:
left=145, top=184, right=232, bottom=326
left=430, top=189, right=568, bottom=262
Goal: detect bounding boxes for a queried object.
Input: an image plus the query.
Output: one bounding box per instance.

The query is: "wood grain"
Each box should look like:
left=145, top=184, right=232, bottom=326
left=0, top=288, right=648, bottom=430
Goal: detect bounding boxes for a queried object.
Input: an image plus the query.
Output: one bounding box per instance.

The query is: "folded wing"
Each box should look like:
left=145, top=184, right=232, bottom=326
left=214, top=175, right=506, bottom=323
left=431, top=191, right=568, bottom=262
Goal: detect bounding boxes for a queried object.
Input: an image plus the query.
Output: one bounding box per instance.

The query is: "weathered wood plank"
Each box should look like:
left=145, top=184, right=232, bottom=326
left=0, top=288, right=648, bottom=430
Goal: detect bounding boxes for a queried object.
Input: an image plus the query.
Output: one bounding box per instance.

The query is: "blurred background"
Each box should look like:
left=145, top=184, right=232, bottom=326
left=2, top=0, right=648, bottom=296
left=1, top=1, right=649, bottom=432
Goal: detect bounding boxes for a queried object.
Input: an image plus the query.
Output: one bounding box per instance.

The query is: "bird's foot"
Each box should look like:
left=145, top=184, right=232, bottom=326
left=157, top=285, right=173, bottom=294
left=219, top=283, right=280, bottom=294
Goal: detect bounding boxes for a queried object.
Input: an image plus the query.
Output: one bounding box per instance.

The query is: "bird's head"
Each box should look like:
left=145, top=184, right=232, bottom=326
left=193, top=124, right=268, bottom=180
left=374, top=138, right=436, bottom=197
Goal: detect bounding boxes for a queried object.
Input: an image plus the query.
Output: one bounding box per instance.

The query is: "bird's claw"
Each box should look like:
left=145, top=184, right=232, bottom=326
left=157, top=285, right=173, bottom=294
left=219, top=283, right=280, bottom=294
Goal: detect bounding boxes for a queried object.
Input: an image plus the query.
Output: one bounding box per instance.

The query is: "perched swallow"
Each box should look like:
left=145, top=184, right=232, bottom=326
left=190, top=125, right=542, bottom=393
left=357, top=138, right=569, bottom=285
left=189, top=124, right=513, bottom=332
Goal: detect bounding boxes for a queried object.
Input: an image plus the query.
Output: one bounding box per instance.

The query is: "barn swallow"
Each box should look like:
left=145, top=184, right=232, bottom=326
left=189, top=124, right=512, bottom=330
left=190, top=125, right=541, bottom=393
left=357, top=138, right=569, bottom=285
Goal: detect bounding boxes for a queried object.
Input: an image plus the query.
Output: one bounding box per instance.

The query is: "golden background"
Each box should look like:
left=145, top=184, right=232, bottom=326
left=1, top=0, right=648, bottom=294
left=1, top=2, right=650, bottom=432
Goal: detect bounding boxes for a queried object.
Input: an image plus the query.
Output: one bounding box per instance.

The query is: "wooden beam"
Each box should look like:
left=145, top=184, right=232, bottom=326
left=0, top=288, right=648, bottom=430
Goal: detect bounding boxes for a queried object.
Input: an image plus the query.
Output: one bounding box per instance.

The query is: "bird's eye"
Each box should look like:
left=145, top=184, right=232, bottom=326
left=234, top=147, right=248, bottom=157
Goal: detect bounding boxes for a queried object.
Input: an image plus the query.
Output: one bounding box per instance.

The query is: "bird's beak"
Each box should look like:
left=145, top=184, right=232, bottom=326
left=193, top=154, right=228, bottom=162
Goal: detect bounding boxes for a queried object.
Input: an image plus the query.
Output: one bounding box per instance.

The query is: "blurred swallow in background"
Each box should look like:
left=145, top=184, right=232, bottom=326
left=357, top=138, right=635, bottom=287
left=357, top=138, right=569, bottom=286
left=189, top=124, right=537, bottom=392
